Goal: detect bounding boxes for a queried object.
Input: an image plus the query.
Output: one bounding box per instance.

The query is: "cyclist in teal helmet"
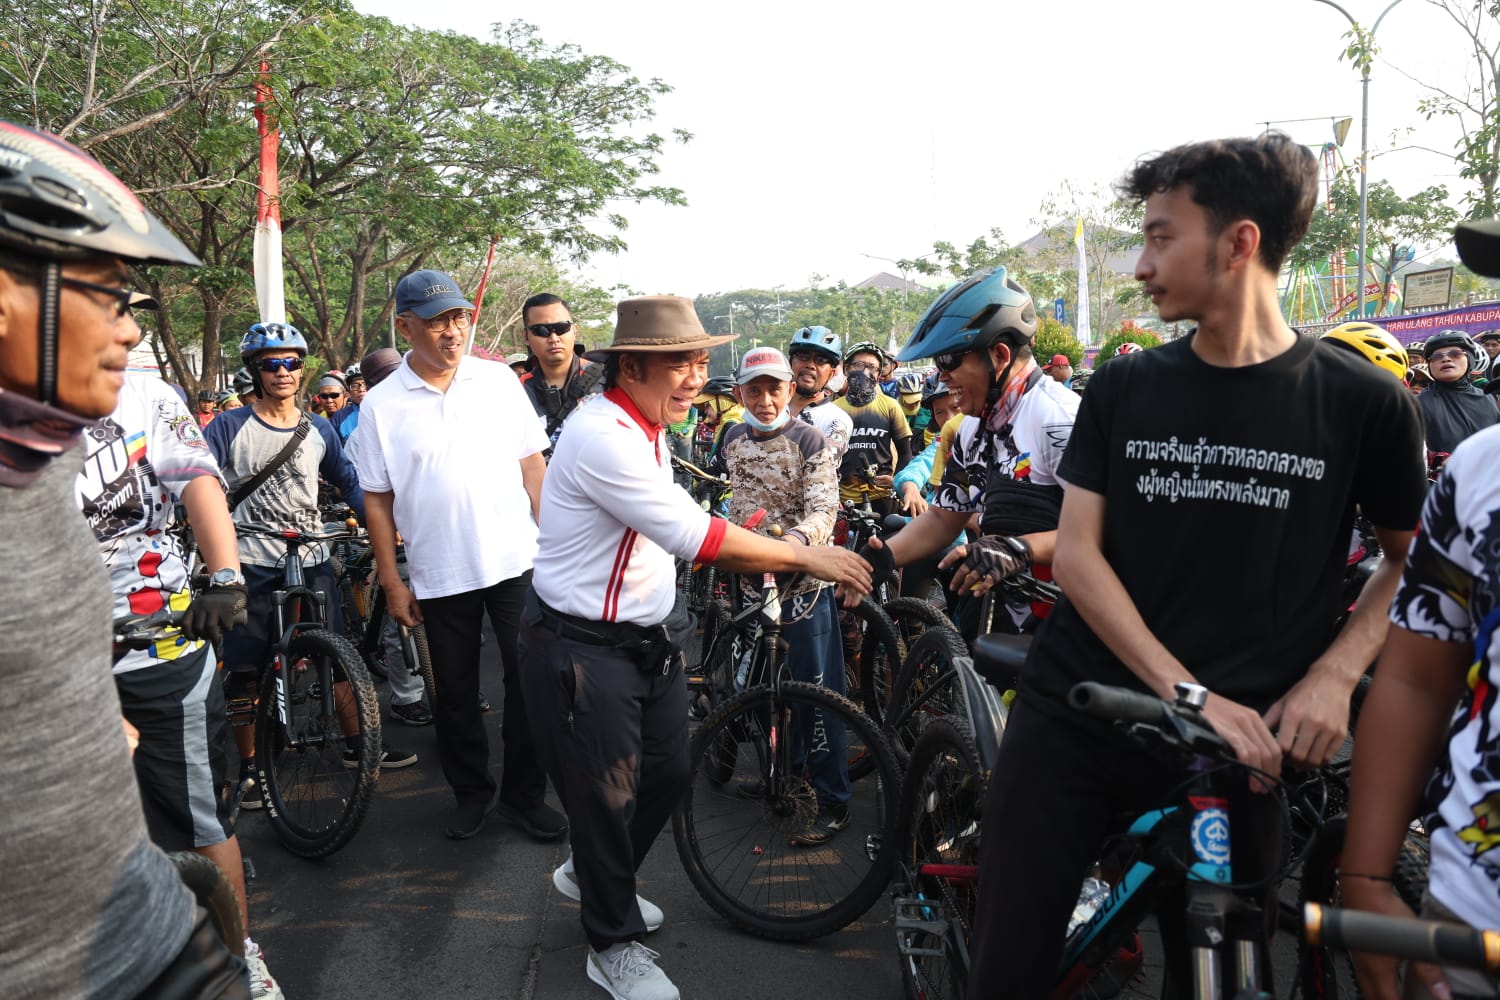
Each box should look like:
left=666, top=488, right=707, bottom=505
left=867, top=266, right=1080, bottom=637
left=786, top=325, right=853, bottom=456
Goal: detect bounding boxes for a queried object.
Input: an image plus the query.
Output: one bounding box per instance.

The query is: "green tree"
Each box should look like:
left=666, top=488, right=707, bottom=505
left=1408, top=1, right=1500, bottom=218
left=1097, top=324, right=1161, bottom=362
left=1291, top=173, right=1459, bottom=314
left=1032, top=315, right=1083, bottom=368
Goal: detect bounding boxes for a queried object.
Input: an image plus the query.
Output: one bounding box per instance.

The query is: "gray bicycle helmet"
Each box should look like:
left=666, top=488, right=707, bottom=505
left=231, top=367, right=255, bottom=395
left=0, top=120, right=201, bottom=407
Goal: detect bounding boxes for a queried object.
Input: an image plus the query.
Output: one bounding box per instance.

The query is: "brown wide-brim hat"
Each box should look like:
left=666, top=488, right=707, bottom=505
left=583, top=295, right=736, bottom=363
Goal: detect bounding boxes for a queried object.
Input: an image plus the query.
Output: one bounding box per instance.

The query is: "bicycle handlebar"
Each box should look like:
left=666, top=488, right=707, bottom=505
left=1304, top=903, right=1500, bottom=975
left=237, top=523, right=363, bottom=545
left=1068, top=681, right=1234, bottom=761
left=1069, top=681, right=1170, bottom=726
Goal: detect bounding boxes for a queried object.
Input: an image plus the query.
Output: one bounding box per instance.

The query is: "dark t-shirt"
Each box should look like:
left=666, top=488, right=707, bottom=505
left=1023, top=334, right=1426, bottom=713
left=1418, top=379, right=1500, bottom=455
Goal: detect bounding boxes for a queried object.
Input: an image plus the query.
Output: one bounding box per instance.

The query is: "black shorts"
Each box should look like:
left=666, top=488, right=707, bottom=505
left=221, top=560, right=341, bottom=674
left=114, top=644, right=233, bottom=850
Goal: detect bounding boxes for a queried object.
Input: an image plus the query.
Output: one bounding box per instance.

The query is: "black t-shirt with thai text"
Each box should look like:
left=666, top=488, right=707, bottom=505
left=1023, top=334, right=1426, bottom=713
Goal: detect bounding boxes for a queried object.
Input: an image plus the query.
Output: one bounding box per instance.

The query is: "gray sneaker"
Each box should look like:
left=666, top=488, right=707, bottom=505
left=553, top=853, right=663, bottom=932
left=586, top=942, right=679, bottom=1000
left=245, top=941, right=284, bottom=1000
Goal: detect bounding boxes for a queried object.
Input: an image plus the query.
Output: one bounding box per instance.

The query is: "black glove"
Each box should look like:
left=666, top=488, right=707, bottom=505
left=180, top=584, right=249, bottom=644
left=858, top=538, right=897, bottom=593
left=964, top=535, right=1032, bottom=585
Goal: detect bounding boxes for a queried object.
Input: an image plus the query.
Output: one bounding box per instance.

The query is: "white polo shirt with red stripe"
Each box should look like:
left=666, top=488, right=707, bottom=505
left=533, top=387, right=726, bottom=626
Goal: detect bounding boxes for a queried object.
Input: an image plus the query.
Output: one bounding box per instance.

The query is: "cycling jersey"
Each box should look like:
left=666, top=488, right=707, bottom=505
left=1391, top=424, right=1500, bottom=932
left=834, top=391, right=911, bottom=501
left=76, top=376, right=224, bottom=673
left=795, top=398, right=853, bottom=459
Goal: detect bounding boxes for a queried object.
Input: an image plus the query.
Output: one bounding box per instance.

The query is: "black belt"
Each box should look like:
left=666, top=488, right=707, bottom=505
left=534, top=596, right=655, bottom=650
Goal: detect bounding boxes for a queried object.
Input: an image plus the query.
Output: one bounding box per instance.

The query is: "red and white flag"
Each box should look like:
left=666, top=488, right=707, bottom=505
left=252, top=62, right=285, bottom=325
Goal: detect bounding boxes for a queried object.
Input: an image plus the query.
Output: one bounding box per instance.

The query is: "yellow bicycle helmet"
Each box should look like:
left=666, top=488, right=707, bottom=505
left=1320, top=322, right=1408, bottom=381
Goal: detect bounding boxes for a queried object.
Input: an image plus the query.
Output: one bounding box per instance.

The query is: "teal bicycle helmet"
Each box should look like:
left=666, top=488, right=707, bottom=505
left=788, top=325, right=842, bottom=363
left=897, top=266, right=1036, bottom=363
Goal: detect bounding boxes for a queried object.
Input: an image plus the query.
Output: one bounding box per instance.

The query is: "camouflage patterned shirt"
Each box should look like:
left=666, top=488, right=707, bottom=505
left=719, top=419, right=840, bottom=600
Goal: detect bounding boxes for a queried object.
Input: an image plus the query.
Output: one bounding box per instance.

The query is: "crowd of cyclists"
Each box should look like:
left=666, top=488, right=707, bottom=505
left=12, top=112, right=1500, bottom=1000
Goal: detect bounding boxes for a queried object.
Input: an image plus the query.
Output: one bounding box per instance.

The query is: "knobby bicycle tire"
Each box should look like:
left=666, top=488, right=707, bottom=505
left=255, top=629, right=382, bottom=858
left=841, top=597, right=905, bottom=750
left=893, top=718, right=984, bottom=1000
left=884, top=626, right=972, bottom=761
left=673, top=680, right=900, bottom=941
left=405, top=623, right=438, bottom=707
left=869, top=597, right=950, bottom=726
left=169, top=851, right=246, bottom=959
left=358, top=586, right=391, bottom=681
left=1296, top=814, right=1430, bottom=999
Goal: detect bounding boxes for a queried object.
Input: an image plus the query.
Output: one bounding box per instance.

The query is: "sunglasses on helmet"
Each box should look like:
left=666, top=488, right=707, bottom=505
left=256, top=357, right=305, bottom=373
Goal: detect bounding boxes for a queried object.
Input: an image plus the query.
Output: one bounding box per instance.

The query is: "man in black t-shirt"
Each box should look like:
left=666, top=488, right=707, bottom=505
left=966, top=133, right=1427, bottom=997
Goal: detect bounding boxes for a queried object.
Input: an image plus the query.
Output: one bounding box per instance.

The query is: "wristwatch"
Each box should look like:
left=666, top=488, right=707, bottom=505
left=209, top=568, right=247, bottom=588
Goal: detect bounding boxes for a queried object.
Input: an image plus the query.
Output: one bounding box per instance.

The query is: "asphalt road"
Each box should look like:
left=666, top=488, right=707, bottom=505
left=235, top=635, right=1306, bottom=999
left=235, top=638, right=904, bottom=1000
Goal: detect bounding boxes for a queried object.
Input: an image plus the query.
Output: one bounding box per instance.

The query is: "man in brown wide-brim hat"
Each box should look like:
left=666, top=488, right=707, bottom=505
left=521, top=295, right=873, bottom=999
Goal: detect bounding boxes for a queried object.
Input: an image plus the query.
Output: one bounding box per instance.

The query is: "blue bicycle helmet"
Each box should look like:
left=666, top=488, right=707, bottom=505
left=896, top=266, right=1037, bottom=363
left=788, top=325, right=842, bottom=363
left=239, top=322, right=308, bottom=360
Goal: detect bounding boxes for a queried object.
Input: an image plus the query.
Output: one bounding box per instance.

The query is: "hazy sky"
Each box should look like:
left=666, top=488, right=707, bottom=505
left=355, top=0, right=1480, bottom=298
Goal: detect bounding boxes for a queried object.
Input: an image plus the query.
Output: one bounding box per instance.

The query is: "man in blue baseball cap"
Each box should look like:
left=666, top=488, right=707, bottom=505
left=360, top=268, right=565, bottom=841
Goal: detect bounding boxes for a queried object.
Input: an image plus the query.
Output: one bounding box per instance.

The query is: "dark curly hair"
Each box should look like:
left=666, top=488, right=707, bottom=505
left=1119, top=132, right=1318, bottom=274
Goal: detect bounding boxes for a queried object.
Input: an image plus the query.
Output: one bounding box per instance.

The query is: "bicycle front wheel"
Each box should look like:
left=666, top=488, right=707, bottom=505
left=673, top=681, right=900, bottom=941
left=404, top=623, right=438, bottom=707
left=893, top=718, right=984, bottom=1000
left=884, top=625, right=971, bottom=761
left=256, top=629, right=381, bottom=858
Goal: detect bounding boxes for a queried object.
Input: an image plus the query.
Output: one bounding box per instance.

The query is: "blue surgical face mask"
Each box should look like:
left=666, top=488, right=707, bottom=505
left=741, top=404, right=791, bottom=434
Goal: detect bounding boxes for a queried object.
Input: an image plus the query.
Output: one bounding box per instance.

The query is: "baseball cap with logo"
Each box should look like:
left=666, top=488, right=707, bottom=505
left=1042, top=354, right=1072, bottom=371
left=395, top=268, right=474, bottom=319
left=735, top=346, right=795, bottom=384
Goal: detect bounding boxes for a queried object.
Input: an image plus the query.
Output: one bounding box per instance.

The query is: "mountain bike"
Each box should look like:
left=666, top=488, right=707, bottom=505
left=673, top=562, right=902, bottom=941
left=236, top=523, right=382, bottom=858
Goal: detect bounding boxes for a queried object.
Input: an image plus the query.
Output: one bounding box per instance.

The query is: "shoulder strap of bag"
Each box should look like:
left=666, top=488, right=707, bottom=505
left=228, top=416, right=311, bottom=512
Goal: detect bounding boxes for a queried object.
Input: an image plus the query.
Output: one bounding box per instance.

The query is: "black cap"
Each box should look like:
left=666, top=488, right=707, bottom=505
left=1455, top=220, right=1500, bottom=279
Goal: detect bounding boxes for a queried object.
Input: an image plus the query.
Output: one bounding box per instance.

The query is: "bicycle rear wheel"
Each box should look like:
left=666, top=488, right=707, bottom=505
left=893, top=718, right=983, bottom=1000
left=884, top=625, right=971, bottom=760
left=357, top=586, right=391, bottom=681
left=255, top=629, right=381, bottom=858
left=674, top=681, right=900, bottom=941
left=840, top=598, right=903, bottom=772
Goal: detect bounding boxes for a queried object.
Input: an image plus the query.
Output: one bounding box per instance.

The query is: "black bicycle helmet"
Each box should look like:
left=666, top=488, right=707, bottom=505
left=1423, top=330, right=1484, bottom=374
left=699, top=374, right=736, bottom=398
left=0, top=120, right=201, bottom=407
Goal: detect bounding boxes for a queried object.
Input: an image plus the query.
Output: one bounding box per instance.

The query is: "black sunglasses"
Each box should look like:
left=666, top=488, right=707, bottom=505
left=526, top=321, right=574, bottom=338
left=61, top=275, right=135, bottom=317
left=318, top=391, right=343, bottom=400
left=256, top=357, right=305, bottom=373
left=932, top=350, right=970, bottom=373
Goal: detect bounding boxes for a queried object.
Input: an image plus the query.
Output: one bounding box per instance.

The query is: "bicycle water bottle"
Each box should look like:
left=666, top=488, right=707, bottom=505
left=1065, top=877, right=1111, bottom=937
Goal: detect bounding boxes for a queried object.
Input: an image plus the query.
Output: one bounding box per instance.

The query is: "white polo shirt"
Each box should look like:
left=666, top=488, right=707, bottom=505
left=533, top=387, right=725, bottom=626
left=357, top=353, right=548, bottom=599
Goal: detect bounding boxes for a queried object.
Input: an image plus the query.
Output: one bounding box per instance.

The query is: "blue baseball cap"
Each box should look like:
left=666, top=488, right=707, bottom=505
left=395, top=269, right=474, bottom=319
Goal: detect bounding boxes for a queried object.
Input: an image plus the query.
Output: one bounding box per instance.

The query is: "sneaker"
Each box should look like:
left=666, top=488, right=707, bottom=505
left=789, top=804, right=852, bottom=847
left=342, top=744, right=419, bottom=769
left=445, top=792, right=498, bottom=840
left=390, top=699, right=433, bottom=727
left=495, top=798, right=568, bottom=841
left=553, top=854, right=664, bottom=933
left=478, top=690, right=491, bottom=713
left=586, top=941, right=679, bottom=1000
left=244, top=940, right=284, bottom=1000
